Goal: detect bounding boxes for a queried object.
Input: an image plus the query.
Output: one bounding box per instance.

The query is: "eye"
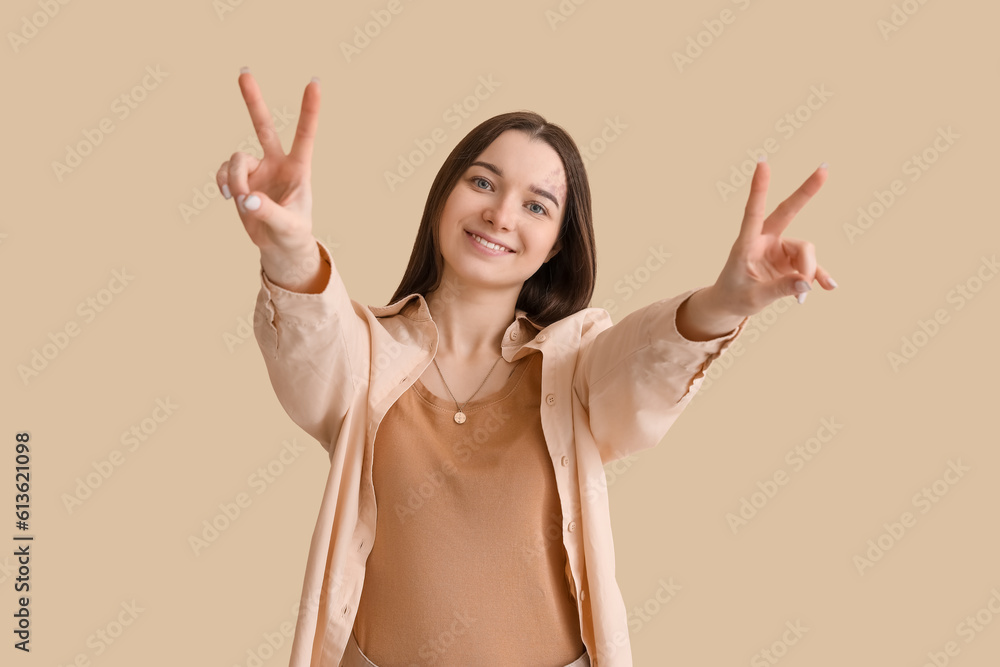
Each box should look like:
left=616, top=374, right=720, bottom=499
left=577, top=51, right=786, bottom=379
left=469, top=175, right=548, bottom=216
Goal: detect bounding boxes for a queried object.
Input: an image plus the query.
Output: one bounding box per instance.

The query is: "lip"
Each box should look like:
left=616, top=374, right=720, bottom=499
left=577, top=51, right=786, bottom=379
left=465, top=229, right=515, bottom=254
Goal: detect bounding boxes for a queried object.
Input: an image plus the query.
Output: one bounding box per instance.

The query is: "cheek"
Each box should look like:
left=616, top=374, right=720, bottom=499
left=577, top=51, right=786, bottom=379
left=441, top=190, right=474, bottom=221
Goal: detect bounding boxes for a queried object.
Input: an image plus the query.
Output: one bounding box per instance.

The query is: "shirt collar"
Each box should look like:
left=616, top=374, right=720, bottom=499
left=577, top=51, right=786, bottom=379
left=367, top=292, right=545, bottom=332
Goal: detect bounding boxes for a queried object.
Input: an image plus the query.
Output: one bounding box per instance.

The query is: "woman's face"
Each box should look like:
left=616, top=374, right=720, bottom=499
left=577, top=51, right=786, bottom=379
left=436, top=129, right=566, bottom=296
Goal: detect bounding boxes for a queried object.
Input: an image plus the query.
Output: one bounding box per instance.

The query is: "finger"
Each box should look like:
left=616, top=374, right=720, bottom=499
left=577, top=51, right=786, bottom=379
left=738, top=159, right=770, bottom=241
left=762, top=164, right=828, bottom=237
left=289, top=77, right=321, bottom=166
left=782, top=238, right=817, bottom=284
left=238, top=70, right=284, bottom=157
left=216, top=161, right=232, bottom=200
left=227, top=151, right=261, bottom=199
left=815, top=264, right=838, bottom=290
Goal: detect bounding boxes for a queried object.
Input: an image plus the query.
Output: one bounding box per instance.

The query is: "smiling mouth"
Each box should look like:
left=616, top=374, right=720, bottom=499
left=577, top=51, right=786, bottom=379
left=466, top=230, right=514, bottom=253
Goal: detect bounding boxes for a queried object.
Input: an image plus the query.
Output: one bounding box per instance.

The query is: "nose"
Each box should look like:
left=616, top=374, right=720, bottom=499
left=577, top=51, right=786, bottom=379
left=483, top=193, right=519, bottom=231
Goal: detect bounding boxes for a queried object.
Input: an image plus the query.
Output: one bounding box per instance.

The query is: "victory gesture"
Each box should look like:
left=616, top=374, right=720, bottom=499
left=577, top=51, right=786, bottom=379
left=708, top=158, right=838, bottom=319
left=217, top=68, right=321, bottom=256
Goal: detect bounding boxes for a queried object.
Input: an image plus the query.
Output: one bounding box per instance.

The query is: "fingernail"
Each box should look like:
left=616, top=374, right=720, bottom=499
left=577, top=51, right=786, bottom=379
left=236, top=194, right=246, bottom=211
left=221, top=183, right=231, bottom=200
left=828, top=277, right=838, bottom=288
left=240, top=66, right=250, bottom=74
left=794, top=280, right=811, bottom=293
left=797, top=292, right=808, bottom=304
left=757, top=153, right=767, bottom=163
left=820, top=162, right=828, bottom=169
left=244, top=194, right=261, bottom=211
left=311, top=75, right=320, bottom=84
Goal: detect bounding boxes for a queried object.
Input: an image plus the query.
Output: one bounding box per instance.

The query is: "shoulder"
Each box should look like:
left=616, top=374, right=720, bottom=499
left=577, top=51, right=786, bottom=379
left=530, top=307, right=613, bottom=356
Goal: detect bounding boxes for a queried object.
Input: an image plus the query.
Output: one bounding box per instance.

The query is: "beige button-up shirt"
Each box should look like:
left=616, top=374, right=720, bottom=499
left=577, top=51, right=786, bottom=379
left=253, top=239, right=748, bottom=666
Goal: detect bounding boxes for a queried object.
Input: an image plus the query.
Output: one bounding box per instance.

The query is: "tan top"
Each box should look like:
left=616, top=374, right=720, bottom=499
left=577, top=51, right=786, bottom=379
left=352, top=350, right=585, bottom=665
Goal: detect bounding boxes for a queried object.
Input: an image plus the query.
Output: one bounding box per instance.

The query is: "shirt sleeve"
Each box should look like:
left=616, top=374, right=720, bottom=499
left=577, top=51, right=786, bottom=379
left=572, top=286, right=748, bottom=465
left=252, top=239, right=365, bottom=457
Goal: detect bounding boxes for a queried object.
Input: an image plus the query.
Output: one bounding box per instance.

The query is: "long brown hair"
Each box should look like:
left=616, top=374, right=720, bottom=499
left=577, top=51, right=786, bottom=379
left=386, top=111, right=596, bottom=328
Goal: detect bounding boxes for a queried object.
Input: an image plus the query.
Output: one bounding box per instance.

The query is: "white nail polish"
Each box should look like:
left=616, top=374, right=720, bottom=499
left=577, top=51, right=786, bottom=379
left=797, top=292, right=808, bottom=304
left=236, top=194, right=246, bottom=212
left=244, top=194, right=261, bottom=211
left=829, top=277, right=838, bottom=288
left=222, top=183, right=231, bottom=200
left=240, top=66, right=250, bottom=74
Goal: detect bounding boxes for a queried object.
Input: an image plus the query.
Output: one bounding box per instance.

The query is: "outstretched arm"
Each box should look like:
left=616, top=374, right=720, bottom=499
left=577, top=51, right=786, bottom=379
left=218, top=69, right=363, bottom=455
left=576, top=157, right=837, bottom=464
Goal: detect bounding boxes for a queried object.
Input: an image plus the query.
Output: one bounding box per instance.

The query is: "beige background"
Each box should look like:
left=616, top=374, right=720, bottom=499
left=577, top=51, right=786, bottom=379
left=3, top=0, right=998, bottom=664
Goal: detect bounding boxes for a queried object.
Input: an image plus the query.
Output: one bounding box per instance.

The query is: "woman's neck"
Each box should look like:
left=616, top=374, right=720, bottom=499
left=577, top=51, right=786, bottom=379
left=424, top=286, right=520, bottom=360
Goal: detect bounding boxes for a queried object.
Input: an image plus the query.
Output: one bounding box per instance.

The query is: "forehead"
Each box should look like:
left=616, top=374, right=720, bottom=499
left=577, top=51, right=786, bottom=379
left=477, top=130, right=566, bottom=187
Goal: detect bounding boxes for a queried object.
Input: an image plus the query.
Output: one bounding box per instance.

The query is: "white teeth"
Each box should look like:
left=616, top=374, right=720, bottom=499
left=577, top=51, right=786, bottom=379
left=471, top=232, right=511, bottom=253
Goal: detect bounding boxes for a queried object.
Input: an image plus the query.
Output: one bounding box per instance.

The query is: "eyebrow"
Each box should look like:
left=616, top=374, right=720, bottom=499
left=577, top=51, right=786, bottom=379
left=469, top=161, right=562, bottom=210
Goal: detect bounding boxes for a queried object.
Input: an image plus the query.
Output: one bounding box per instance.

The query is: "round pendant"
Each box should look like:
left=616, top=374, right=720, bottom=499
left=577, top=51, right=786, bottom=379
left=454, top=411, right=466, bottom=424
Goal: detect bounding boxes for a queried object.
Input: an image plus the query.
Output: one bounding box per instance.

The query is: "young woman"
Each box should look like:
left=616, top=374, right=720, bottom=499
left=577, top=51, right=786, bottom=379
left=217, top=68, right=836, bottom=667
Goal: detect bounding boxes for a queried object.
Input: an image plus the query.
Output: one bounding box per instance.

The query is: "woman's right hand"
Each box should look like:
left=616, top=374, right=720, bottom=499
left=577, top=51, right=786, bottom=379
left=217, top=69, right=321, bottom=257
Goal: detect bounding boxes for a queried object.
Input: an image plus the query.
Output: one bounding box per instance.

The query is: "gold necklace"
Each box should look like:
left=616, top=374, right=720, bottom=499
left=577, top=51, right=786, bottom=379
left=432, top=355, right=504, bottom=424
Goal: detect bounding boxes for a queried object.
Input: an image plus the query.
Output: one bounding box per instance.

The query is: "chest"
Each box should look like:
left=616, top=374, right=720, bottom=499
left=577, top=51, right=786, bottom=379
left=415, top=355, right=526, bottom=407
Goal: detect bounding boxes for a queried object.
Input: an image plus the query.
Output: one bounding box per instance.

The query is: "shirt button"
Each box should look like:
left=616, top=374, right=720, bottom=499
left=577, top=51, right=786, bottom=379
left=560, top=455, right=569, bottom=467
left=536, top=333, right=547, bottom=342
left=546, top=394, right=555, bottom=405
left=567, top=520, right=577, bottom=533
left=510, top=330, right=519, bottom=341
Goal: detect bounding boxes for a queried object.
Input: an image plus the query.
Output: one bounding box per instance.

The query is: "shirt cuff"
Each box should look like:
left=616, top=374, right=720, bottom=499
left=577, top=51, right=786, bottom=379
left=642, top=286, right=750, bottom=400
left=254, top=239, right=351, bottom=360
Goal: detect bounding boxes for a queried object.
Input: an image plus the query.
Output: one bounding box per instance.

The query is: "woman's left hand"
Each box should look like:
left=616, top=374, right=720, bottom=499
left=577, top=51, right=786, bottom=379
left=708, top=158, right=838, bottom=318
